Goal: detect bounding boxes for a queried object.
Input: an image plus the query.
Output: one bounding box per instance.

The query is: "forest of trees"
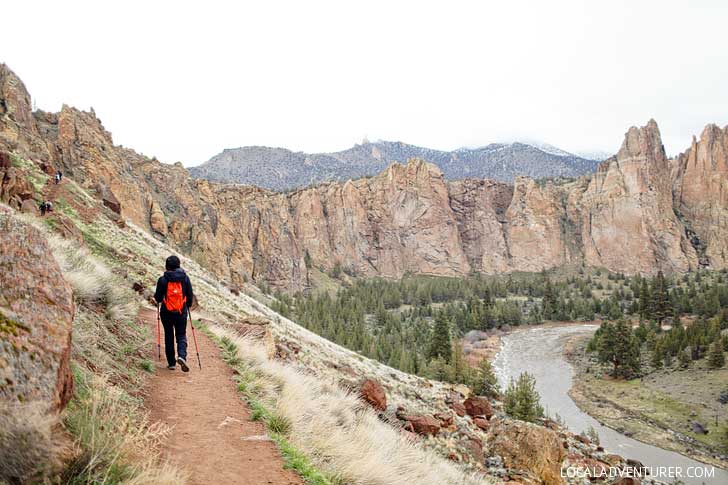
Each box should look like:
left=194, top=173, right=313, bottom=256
left=269, top=268, right=728, bottom=386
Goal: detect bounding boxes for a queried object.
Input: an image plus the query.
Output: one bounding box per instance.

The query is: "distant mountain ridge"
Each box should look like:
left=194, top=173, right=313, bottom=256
left=189, top=140, right=601, bottom=191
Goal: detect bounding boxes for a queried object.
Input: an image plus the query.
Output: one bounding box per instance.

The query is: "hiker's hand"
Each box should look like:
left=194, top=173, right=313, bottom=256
left=190, top=296, right=200, bottom=311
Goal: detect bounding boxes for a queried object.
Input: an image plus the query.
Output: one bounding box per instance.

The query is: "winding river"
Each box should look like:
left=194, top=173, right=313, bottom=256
left=492, top=324, right=727, bottom=485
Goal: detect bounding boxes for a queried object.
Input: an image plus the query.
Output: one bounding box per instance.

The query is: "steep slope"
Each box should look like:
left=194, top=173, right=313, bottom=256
left=190, top=140, right=600, bottom=191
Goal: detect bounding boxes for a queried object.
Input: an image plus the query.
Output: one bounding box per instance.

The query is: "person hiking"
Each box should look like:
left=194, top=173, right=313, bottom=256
left=57, top=170, right=63, bottom=182
left=39, top=201, right=47, bottom=216
left=46, top=201, right=53, bottom=213
left=154, top=255, right=195, bottom=371
left=54, top=172, right=60, bottom=184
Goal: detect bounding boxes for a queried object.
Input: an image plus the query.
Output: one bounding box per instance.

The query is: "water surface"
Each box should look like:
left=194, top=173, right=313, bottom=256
left=492, top=325, right=726, bottom=485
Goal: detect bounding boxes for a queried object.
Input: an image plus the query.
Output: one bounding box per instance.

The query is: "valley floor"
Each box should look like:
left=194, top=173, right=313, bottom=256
left=565, top=335, right=728, bottom=471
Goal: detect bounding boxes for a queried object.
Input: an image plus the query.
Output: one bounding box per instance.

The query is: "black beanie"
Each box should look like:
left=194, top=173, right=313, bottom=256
left=165, top=255, right=181, bottom=271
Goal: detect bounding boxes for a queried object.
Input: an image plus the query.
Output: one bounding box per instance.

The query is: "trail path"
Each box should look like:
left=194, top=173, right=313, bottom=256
left=139, top=307, right=302, bottom=485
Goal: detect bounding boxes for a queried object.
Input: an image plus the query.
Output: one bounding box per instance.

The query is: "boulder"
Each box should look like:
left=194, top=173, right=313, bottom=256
left=464, top=395, right=493, bottom=419
left=359, top=378, right=386, bottom=412
left=489, top=419, right=566, bottom=485
left=473, top=416, right=490, bottom=430
left=450, top=399, right=466, bottom=417
left=404, top=414, right=441, bottom=436
left=433, top=411, right=453, bottom=427
left=0, top=215, right=74, bottom=410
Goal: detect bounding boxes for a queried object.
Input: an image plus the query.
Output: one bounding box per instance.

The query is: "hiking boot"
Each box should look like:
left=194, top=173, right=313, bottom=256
left=167, top=364, right=176, bottom=370
left=177, top=357, right=190, bottom=372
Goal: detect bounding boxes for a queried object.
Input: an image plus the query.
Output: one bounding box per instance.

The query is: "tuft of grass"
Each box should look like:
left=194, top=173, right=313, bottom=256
left=140, top=360, right=155, bottom=373
left=0, top=402, right=62, bottom=483
left=267, top=413, right=291, bottom=434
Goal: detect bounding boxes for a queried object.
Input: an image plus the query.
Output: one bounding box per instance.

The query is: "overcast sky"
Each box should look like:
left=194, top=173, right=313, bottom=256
left=3, top=1, right=727, bottom=165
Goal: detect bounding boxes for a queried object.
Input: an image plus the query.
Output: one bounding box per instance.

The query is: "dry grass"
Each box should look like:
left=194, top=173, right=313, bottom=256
left=62, top=369, right=186, bottom=485
left=47, top=235, right=137, bottom=323
left=0, top=402, right=64, bottom=483
left=209, top=327, right=491, bottom=485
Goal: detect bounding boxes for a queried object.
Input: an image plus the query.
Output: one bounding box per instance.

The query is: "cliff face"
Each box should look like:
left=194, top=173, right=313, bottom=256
left=1, top=64, right=726, bottom=291
left=673, top=124, right=728, bottom=268
left=579, top=120, right=697, bottom=275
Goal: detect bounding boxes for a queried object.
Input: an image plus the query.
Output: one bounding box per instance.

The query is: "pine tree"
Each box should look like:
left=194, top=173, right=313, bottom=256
left=597, top=320, right=641, bottom=378
left=542, top=278, right=555, bottom=321
left=708, top=340, right=726, bottom=369
left=638, top=279, right=651, bottom=321
left=503, top=372, right=544, bottom=423
left=476, top=359, right=499, bottom=397
left=651, top=271, right=672, bottom=324
left=428, top=313, right=452, bottom=362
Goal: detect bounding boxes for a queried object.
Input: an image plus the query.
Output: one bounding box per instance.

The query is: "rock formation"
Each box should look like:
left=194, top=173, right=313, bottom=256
left=673, top=124, right=728, bottom=268
left=1, top=63, right=727, bottom=291
left=0, top=213, right=74, bottom=410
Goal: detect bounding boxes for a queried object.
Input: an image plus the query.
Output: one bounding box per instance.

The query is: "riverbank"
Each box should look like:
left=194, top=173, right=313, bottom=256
left=565, top=335, right=728, bottom=471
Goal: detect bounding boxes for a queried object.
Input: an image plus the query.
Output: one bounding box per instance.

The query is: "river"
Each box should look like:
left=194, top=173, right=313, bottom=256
left=492, top=324, right=727, bottom=485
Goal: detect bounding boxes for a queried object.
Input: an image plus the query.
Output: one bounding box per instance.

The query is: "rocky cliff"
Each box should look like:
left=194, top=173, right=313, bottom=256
left=1, top=63, right=726, bottom=291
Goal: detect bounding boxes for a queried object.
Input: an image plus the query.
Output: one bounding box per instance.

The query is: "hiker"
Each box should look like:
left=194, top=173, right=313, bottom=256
left=54, top=172, right=60, bottom=184
left=46, top=201, right=53, bottom=213
left=154, top=255, right=195, bottom=372
left=57, top=170, right=63, bottom=182
left=39, top=201, right=47, bottom=216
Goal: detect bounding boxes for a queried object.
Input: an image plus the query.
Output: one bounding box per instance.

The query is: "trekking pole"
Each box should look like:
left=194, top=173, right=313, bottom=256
left=188, top=306, right=202, bottom=370
left=156, top=303, right=161, bottom=361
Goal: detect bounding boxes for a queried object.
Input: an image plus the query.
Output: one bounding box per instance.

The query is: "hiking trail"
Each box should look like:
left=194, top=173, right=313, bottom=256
left=138, top=306, right=302, bottom=485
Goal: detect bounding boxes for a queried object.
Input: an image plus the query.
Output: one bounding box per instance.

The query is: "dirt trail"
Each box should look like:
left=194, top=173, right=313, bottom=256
left=138, top=307, right=302, bottom=485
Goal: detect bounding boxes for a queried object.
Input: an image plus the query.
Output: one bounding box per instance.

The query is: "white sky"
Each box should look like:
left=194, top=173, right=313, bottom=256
left=3, top=0, right=727, bottom=165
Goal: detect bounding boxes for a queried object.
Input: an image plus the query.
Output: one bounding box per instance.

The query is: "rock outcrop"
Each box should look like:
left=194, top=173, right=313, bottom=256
left=489, top=419, right=566, bottom=485
left=0, top=214, right=74, bottom=410
left=1, top=63, right=727, bottom=291
left=579, top=120, right=697, bottom=274
left=673, top=124, right=728, bottom=268
left=359, top=378, right=387, bottom=412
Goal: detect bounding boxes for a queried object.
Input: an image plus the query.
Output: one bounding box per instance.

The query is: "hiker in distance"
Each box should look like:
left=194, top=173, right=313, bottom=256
left=154, top=255, right=195, bottom=372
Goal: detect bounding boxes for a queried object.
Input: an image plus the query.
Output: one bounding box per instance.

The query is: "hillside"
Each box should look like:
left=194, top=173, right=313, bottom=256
left=190, top=140, right=601, bottom=191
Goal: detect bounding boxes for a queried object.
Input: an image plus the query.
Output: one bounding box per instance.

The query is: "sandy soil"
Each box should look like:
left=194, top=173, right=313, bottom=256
left=139, top=307, right=302, bottom=485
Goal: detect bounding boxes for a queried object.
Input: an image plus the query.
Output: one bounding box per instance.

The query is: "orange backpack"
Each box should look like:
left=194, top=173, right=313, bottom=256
left=164, top=281, right=186, bottom=313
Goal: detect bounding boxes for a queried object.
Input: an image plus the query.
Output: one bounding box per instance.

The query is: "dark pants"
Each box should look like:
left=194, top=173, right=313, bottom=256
left=161, top=311, right=187, bottom=366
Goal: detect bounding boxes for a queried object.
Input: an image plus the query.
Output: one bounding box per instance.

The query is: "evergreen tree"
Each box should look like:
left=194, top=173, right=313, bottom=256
left=428, top=313, right=452, bottom=362
left=597, top=320, right=641, bottom=378
left=503, top=372, right=544, bottom=423
left=476, top=359, right=499, bottom=397
left=651, top=271, right=672, bottom=324
left=638, top=279, right=651, bottom=320
left=542, top=278, right=556, bottom=321
left=708, top=340, right=726, bottom=369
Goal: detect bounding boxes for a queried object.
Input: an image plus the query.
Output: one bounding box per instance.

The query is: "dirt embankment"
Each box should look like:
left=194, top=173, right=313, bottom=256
left=565, top=335, right=728, bottom=471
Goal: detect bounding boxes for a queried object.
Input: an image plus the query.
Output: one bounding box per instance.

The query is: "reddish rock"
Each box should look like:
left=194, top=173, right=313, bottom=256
left=359, top=378, right=387, bottom=412
left=433, top=411, right=453, bottom=427
left=464, top=396, right=493, bottom=419
left=490, top=419, right=566, bottom=485
left=575, top=434, right=590, bottom=445
left=132, top=281, right=146, bottom=294
left=450, top=399, right=466, bottom=417
left=0, top=215, right=74, bottom=410
left=466, top=437, right=484, bottom=462
left=473, top=416, right=490, bottom=430
left=405, top=414, right=441, bottom=436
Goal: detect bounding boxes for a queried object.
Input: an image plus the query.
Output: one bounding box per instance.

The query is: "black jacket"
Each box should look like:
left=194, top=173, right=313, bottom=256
left=154, top=268, right=194, bottom=316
